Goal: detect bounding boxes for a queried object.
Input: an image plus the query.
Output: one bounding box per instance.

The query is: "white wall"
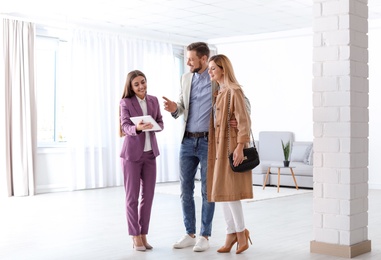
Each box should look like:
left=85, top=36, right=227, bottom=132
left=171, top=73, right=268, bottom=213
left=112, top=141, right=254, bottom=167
left=35, top=147, right=71, bottom=193
left=213, top=29, right=313, bottom=142
left=369, top=23, right=381, bottom=189
left=212, top=25, right=381, bottom=189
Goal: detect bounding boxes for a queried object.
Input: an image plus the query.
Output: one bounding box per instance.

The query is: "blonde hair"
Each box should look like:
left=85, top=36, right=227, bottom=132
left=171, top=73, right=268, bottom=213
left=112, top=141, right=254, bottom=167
left=208, top=54, right=240, bottom=89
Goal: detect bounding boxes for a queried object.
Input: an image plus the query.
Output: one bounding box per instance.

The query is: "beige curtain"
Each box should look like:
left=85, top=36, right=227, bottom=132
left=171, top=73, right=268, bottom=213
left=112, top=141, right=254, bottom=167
left=0, top=18, right=36, bottom=197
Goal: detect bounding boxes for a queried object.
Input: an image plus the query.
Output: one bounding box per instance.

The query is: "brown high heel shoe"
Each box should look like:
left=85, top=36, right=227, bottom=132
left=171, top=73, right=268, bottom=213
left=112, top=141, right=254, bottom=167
left=141, top=234, right=153, bottom=250
left=217, top=233, right=238, bottom=253
left=132, top=236, right=146, bottom=251
left=236, top=229, right=252, bottom=254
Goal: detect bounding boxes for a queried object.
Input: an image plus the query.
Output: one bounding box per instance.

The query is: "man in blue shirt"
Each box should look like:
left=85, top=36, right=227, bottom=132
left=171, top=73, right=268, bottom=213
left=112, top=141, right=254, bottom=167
left=163, top=42, right=215, bottom=252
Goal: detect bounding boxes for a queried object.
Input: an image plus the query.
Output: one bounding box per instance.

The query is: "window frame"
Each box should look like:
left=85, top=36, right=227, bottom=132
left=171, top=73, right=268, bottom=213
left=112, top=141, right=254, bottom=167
left=35, top=34, right=69, bottom=147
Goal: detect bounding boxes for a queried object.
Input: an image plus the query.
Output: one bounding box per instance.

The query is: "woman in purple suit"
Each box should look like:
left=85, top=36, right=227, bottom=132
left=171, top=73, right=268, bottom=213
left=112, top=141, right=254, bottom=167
left=119, top=70, right=164, bottom=251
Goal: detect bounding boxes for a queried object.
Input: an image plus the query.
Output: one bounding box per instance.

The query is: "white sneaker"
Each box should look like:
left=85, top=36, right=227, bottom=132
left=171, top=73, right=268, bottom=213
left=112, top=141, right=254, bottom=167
left=193, top=237, right=210, bottom=252
left=173, top=235, right=196, bottom=249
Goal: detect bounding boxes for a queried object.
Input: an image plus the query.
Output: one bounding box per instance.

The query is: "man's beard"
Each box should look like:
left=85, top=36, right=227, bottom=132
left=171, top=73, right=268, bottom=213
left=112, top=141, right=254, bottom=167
left=191, top=64, right=202, bottom=73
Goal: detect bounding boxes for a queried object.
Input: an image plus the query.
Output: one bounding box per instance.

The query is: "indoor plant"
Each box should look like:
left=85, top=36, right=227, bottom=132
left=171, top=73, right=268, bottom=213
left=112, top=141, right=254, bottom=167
left=281, top=140, right=291, bottom=167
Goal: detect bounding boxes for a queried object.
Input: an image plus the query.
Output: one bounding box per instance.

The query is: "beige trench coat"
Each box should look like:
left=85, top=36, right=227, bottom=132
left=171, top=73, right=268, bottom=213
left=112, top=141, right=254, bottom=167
left=207, top=85, right=253, bottom=202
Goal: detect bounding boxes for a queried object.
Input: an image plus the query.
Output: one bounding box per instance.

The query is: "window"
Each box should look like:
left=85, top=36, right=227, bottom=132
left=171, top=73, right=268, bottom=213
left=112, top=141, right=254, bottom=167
left=36, top=36, right=69, bottom=145
left=173, top=45, right=185, bottom=78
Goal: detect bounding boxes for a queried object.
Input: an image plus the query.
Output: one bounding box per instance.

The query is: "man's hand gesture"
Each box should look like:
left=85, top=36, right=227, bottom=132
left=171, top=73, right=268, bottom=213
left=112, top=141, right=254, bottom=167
left=163, top=96, right=177, bottom=113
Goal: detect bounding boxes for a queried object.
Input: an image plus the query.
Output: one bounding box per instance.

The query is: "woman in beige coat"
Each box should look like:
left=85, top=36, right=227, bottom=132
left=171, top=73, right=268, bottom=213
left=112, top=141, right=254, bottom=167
left=207, top=54, right=253, bottom=254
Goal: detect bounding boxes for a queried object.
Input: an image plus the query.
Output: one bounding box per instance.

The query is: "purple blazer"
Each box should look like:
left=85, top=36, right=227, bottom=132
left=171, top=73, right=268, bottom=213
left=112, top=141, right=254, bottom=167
left=120, top=94, right=164, bottom=161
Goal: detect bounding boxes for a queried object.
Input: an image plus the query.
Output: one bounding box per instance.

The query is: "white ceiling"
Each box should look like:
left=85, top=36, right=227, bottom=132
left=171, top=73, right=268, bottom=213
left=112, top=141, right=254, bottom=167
left=2, top=0, right=381, bottom=43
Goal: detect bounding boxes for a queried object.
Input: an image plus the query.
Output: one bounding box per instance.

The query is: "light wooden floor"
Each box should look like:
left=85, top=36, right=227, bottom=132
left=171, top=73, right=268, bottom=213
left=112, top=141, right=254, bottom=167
left=0, top=184, right=380, bottom=260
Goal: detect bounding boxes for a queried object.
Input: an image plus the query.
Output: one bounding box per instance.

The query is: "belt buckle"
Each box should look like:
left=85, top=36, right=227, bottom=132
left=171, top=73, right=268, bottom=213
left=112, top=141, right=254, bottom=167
left=197, top=132, right=207, bottom=138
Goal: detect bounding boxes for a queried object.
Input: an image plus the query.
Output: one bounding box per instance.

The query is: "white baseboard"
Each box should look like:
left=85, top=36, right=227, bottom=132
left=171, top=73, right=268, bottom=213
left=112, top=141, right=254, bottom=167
left=35, top=184, right=70, bottom=194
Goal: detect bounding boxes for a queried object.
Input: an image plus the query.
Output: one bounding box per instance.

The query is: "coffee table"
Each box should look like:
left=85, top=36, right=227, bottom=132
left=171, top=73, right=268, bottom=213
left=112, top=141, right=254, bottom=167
left=262, top=165, right=299, bottom=193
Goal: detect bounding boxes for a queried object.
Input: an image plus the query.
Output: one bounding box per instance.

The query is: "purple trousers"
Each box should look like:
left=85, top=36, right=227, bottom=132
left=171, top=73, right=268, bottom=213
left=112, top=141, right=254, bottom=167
left=121, top=151, right=156, bottom=236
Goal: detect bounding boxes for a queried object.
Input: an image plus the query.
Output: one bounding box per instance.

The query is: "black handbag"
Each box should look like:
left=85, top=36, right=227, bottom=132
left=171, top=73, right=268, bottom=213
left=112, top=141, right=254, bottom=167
left=227, top=90, right=260, bottom=172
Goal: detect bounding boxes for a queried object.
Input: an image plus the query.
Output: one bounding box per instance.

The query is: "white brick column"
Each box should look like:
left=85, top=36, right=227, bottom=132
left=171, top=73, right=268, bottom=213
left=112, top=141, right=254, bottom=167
left=311, top=0, right=371, bottom=258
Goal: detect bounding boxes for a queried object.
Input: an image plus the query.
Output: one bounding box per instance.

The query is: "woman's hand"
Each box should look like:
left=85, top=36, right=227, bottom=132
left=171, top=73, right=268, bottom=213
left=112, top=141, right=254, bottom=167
left=229, top=119, right=238, bottom=128
left=232, top=143, right=245, bottom=167
left=137, top=120, right=153, bottom=131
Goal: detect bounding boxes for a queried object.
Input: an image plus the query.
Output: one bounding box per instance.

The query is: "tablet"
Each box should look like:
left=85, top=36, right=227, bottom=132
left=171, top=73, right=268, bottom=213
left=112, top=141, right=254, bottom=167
left=130, top=115, right=162, bottom=131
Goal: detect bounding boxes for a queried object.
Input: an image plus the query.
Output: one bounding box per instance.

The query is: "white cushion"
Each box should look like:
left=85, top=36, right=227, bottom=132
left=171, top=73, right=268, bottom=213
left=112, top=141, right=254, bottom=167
left=290, top=142, right=312, bottom=163
left=307, top=148, right=313, bottom=165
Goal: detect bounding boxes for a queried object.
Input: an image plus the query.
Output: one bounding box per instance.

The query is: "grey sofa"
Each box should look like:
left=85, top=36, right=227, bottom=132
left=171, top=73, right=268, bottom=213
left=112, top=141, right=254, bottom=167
left=252, top=131, right=313, bottom=188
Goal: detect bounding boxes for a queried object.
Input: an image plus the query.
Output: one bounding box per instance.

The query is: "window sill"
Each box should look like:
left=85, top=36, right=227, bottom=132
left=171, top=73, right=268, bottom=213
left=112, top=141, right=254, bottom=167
left=37, top=142, right=68, bottom=154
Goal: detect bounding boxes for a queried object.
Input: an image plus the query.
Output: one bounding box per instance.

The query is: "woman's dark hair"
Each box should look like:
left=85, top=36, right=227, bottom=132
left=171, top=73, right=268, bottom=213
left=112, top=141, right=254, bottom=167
left=119, top=70, right=147, bottom=137
left=121, top=70, right=146, bottom=98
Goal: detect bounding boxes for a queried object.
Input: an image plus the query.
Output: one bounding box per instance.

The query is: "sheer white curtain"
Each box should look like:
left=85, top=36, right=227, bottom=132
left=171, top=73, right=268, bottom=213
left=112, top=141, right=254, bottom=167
left=0, top=18, right=36, bottom=196
left=67, top=29, right=181, bottom=190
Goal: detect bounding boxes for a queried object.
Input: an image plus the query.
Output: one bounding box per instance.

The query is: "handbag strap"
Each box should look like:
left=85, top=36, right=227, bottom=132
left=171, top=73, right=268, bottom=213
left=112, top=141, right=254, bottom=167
left=227, top=89, right=256, bottom=158
left=227, top=90, right=231, bottom=158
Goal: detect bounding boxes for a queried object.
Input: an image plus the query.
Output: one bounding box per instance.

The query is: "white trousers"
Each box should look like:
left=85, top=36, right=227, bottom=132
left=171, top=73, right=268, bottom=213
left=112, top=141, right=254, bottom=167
left=221, top=201, right=245, bottom=234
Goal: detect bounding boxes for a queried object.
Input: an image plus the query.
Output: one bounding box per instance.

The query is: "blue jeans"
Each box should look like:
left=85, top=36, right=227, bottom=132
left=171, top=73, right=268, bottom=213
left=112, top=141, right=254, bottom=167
left=179, top=136, right=215, bottom=237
